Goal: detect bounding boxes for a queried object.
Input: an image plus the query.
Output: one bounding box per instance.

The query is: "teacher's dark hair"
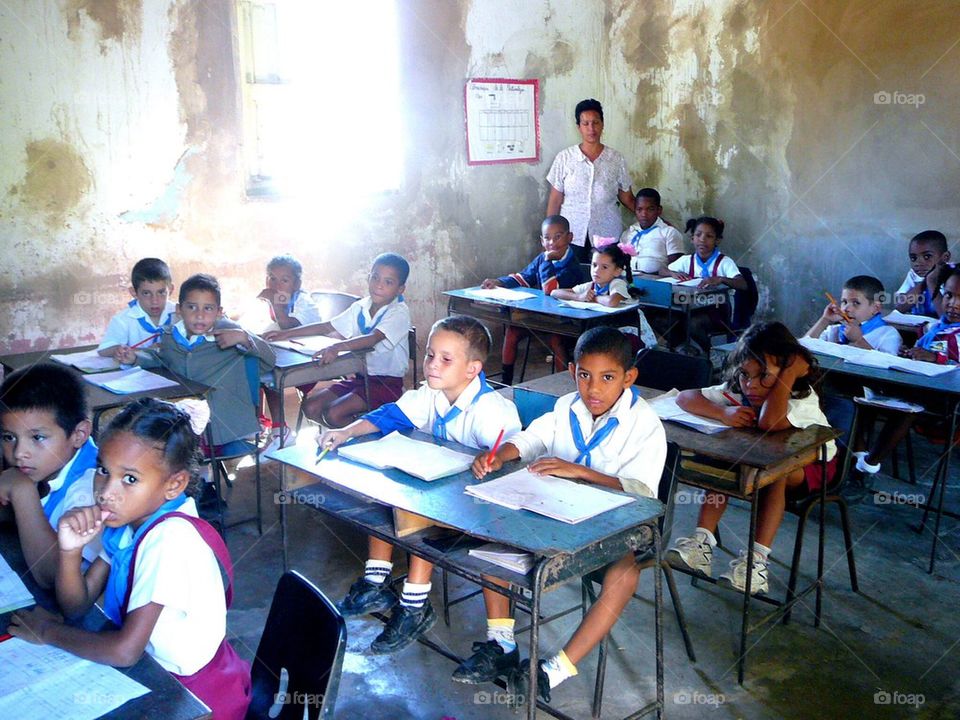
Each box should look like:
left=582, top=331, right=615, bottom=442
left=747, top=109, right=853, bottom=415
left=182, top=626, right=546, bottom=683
left=575, top=99, right=604, bottom=124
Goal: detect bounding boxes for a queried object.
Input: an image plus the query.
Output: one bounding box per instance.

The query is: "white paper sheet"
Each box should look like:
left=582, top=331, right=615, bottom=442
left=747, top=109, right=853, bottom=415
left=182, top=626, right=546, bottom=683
left=82, top=367, right=179, bottom=394
left=558, top=300, right=639, bottom=313
left=646, top=390, right=729, bottom=434
left=883, top=310, right=933, bottom=328
left=50, top=349, right=120, bottom=374
left=462, top=287, right=536, bottom=302
left=0, top=638, right=150, bottom=720
left=0, top=554, right=34, bottom=614
left=468, top=543, right=534, bottom=574
left=336, top=432, right=475, bottom=481
left=800, top=336, right=958, bottom=376
left=270, top=335, right=338, bottom=355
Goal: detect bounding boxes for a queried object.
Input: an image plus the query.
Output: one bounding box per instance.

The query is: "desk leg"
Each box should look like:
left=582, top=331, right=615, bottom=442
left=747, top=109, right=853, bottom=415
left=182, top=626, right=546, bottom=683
left=526, top=561, right=547, bottom=720
left=654, top=525, right=664, bottom=720
left=276, top=372, right=287, bottom=449
left=737, top=492, right=760, bottom=685
left=815, top=444, right=827, bottom=627
left=928, top=403, right=958, bottom=574
left=280, top=463, right=289, bottom=572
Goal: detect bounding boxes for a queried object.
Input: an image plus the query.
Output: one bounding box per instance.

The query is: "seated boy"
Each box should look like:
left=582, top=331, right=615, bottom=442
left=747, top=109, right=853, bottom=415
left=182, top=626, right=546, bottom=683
left=481, top=215, right=587, bottom=384
left=0, top=363, right=98, bottom=587
left=618, top=187, right=685, bottom=275
left=318, top=316, right=521, bottom=653
left=266, top=253, right=411, bottom=428
left=258, top=254, right=322, bottom=448
left=97, top=257, right=176, bottom=357
left=461, top=327, right=666, bottom=701
left=906, top=268, right=960, bottom=363
left=118, top=273, right=276, bottom=453
left=895, top=230, right=952, bottom=317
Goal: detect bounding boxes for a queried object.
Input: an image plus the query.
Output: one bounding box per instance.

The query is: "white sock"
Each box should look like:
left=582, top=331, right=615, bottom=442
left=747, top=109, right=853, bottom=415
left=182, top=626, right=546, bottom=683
left=753, top=543, right=771, bottom=562
left=486, top=619, right=516, bottom=652
left=694, top=527, right=717, bottom=546
left=364, top=560, right=392, bottom=585
left=399, top=581, right=431, bottom=609
left=854, top=452, right=881, bottom=474
left=542, top=650, right=577, bottom=689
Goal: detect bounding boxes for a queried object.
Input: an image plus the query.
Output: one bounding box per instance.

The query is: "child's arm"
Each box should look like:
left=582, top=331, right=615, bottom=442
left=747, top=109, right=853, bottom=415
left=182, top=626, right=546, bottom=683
left=903, top=346, right=938, bottom=362
left=256, top=289, right=301, bottom=330
left=55, top=507, right=112, bottom=617
left=755, top=356, right=809, bottom=431
left=676, top=389, right=756, bottom=427
left=551, top=286, right=595, bottom=302
left=318, top=419, right=379, bottom=452
left=0, top=470, right=59, bottom=588
left=805, top=303, right=843, bottom=339
left=263, top=320, right=337, bottom=342
left=9, top=602, right=164, bottom=668
left=472, top=442, right=521, bottom=479
left=314, top=329, right=386, bottom=365
left=528, top=456, right=623, bottom=490
left=698, top=274, right=748, bottom=291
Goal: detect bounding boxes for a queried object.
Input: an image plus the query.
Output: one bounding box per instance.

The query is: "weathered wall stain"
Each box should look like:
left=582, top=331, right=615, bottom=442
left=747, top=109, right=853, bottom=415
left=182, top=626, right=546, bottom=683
left=66, top=0, right=142, bottom=46
left=15, top=138, right=93, bottom=228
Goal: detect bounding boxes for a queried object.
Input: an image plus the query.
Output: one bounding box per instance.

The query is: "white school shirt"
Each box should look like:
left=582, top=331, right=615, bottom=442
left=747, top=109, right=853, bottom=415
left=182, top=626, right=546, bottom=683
left=569, top=278, right=659, bottom=347
left=546, top=145, right=632, bottom=247
left=329, top=296, right=410, bottom=377
left=700, top=384, right=836, bottom=461
left=896, top=269, right=923, bottom=297
left=819, top=322, right=902, bottom=355
left=98, top=300, right=177, bottom=351
left=619, top=218, right=685, bottom=274
left=508, top=390, right=666, bottom=498
left=43, top=460, right=100, bottom=563
left=98, top=497, right=225, bottom=676
left=286, top=290, right=323, bottom=325
left=667, top=253, right=741, bottom=279
left=394, top=375, right=522, bottom=450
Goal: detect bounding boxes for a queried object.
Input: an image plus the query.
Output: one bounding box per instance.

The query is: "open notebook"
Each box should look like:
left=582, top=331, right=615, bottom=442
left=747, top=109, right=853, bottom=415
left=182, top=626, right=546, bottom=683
left=468, top=543, right=535, bottom=574
left=800, top=337, right=957, bottom=377
left=0, top=554, right=34, bottom=615
left=465, top=468, right=635, bottom=524
left=646, top=390, right=729, bottom=434
left=335, top=432, right=475, bottom=482
left=462, top=287, right=536, bottom=302
left=82, top=367, right=180, bottom=394
left=50, top=349, right=120, bottom=374
left=557, top=300, right=639, bottom=313
left=270, top=335, right=339, bottom=355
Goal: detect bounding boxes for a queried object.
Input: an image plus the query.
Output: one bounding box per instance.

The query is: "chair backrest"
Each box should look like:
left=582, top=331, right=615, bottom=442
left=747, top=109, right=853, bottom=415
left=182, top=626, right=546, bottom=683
left=409, top=326, right=418, bottom=387
left=310, top=291, right=361, bottom=323
left=247, top=571, right=347, bottom=720
left=632, top=277, right=674, bottom=308
left=634, top=348, right=712, bottom=392
left=731, top=266, right=759, bottom=332
left=658, top=442, right=682, bottom=545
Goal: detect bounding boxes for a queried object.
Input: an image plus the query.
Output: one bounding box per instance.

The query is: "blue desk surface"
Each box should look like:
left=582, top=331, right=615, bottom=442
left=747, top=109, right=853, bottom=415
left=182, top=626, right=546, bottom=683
left=267, top=432, right=663, bottom=557
left=444, top=287, right=640, bottom=322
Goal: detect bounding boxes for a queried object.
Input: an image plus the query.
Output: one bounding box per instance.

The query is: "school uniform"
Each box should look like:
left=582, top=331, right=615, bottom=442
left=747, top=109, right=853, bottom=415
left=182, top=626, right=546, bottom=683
left=267, top=289, right=322, bottom=327
left=98, top=299, right=176, bottom=351
left=897, top=267, right=955, bottom=317
left=569, top=279, right=658, bottom=349
left=364, top=373, right=522, bottom=450
left=100, top=495, right=250, bottom=718
left=498, top=248, right=587, bottom=295
left=42, top=437, right=100, bottom=562
left=701, top=384, right=837, bottom=489
left=619, top=218, right=685, bottom=274
left=667, top=250, right=741, bottom=280
left=819, top=315, right=902, bottom=355
left=916, top=317, right=960, bottom=363
left=140, top=320, right=276, bottom=446
left=508, top=388, right=666, bottom=498
left=327, top=296, right=411, bottom=408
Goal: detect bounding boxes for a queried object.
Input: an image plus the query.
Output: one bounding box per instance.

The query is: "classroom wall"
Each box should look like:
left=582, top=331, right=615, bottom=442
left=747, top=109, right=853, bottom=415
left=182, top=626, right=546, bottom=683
left=1, top=0, right=959, bottom=354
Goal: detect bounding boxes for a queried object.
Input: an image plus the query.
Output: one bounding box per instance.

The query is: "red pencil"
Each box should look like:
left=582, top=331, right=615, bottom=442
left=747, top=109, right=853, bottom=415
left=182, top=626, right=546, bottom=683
left=0, top=633, right=12, bottom=643
left=722, top=391, right=743, bottom=407
left=130, top=332, right=161, bottom=350
left=487, top=428, right=505, bottom=465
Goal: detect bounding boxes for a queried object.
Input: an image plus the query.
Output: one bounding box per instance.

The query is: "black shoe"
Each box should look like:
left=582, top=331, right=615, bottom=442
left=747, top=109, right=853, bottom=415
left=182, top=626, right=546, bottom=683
left=452, top=640, right=520, bottom=684
left=511, top=658, right=551, bottom=704
left=337, top=578, right=397, bottom=617
left=370, top=601, right=437, bottom=654
left=197, top=481, right=225, bottom=511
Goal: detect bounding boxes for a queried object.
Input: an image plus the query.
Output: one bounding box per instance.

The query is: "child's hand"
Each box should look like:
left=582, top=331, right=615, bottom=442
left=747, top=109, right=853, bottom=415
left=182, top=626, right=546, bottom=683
left=8, top=606, right=62, bottom=645
left=528, top=456, right=582, bottom=479
left=784, top=353, right=810, bottom=380
left=58, top=506, right=108, bottom=552
left=722, top=405, right=757, bottom=427
left=904, top=347, right=937, bottom=362
left=0, top=469, right=35, bottom=505
left=842, top=320, right=864, bottom=344
left=213, top=328, right=248, bottom=350
left=670, top=271, right=691, bottom=281
left=697, top=276, right=725, bottom=289
left=313, top=346, right=340, bottom=365
left=262, top=329, right=287, bottom=342
left=481, top=279, right=502, bottom=289
left=256, top=288, right=274, bottom=302
left=318, top=429, right=352, bottom=452
left=472, top=451, right=502, bottom=479
left=821, top=302, right=843, bottom=323
left=115, top=345, right=137, bottom=364
left=581, top=287, right=597, bottom=302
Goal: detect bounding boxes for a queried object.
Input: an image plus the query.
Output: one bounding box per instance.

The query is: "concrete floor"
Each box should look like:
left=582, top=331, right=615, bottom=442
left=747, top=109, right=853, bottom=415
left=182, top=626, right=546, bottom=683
left=220, top=370, right=960, bottom=719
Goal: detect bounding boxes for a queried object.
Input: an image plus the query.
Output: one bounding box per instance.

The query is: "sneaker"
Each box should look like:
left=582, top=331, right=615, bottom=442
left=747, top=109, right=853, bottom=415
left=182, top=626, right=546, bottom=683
left=337, top=577, right=397, bottom=617
left=262, top=426, right=293, bottom=454
left=510, top=658, right=551, bottom=704
left=853, top=451, right=881, bottom=474
left=666, top=533, right=713, bottom=577
left=452, top=640, right=519, bottom=684
left=717, top=551, right=769, bottom=595
left=370, top=600, right=437, bottom=654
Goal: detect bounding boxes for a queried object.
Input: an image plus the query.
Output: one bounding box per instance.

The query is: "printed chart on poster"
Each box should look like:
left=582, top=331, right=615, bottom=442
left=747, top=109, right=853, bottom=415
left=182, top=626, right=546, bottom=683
left=464, top=78, right=539, bottom=165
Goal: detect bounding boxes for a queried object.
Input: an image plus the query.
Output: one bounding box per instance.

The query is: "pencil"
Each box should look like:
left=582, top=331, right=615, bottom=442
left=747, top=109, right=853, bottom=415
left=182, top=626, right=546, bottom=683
left=722, top=392, right=742, bottom=407
left=824, top=291, right=852, bottom=322
left=130, top=332, right=161, bottom=350
left=0, top=633, right=11, bottom=643
left=487, top=428, right=505, bottom=465
left=316, top=442, right=332, bottom=464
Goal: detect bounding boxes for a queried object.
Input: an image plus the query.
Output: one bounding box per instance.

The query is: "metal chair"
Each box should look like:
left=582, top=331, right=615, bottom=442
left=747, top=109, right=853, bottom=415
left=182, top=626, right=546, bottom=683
left=634, top=347, right=713, bottom=391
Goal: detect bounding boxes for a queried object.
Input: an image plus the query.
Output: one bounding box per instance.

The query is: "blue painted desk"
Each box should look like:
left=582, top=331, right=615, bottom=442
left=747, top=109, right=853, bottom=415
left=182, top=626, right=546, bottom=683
left=633, top=276, right=732, bottom=352
left=267, top=432, right=665, bottom=720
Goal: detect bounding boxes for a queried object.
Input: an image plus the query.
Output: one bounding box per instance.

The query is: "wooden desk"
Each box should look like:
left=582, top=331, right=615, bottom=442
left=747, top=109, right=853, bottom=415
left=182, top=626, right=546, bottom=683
left=0, top=349, right=211, bottom=436
left=633, top=277, right=732, bottom=352
left=267, top=433, right=665, bottom=720
left=512, top=372, right=841, bottom=684
left=0, top=532, right=211, bottom=720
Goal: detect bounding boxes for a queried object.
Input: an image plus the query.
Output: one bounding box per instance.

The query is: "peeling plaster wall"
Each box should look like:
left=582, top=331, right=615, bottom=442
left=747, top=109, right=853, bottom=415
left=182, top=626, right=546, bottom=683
left=1, top=0, right=959, bottom=354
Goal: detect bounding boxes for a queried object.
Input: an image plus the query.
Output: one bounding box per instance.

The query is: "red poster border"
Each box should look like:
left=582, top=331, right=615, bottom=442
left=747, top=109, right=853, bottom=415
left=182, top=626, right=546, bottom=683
left=464, top=78, right=540, bottom=166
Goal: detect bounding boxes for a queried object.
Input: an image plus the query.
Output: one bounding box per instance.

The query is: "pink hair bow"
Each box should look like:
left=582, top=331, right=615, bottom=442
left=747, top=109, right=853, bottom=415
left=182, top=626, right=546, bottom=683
left=593, top=236, right=637, bottom=256
left=172, top=399, right=211, bottom=435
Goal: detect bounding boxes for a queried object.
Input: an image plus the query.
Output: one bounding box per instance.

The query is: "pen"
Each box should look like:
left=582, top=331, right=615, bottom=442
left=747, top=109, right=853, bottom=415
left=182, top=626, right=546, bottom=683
left=129, top=333, right=161, bottom=350
left=0, top=633, right=12, bottom=643
left=824, top=291, right=852, bottom=322
left=722, top=392, right=742, bottom=407
left=487, top=428, right=505, bottom=465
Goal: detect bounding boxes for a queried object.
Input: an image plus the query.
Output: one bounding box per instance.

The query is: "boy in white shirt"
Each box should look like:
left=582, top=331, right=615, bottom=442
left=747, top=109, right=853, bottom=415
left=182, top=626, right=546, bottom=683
left=805, top=275, right=902, bottom=355
left=318, top=315, right=521, bottom=654
left=619, top=187, right=685, bottom=275
left=97, top=258, right=176, bottom=357
left=459, top=327, right=666, bottom=701
left=894, top=230, right=951, bottom=317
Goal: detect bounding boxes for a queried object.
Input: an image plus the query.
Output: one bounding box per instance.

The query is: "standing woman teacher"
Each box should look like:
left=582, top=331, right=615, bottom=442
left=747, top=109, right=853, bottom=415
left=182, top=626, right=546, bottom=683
left=546, top=98, right=635, bottom=262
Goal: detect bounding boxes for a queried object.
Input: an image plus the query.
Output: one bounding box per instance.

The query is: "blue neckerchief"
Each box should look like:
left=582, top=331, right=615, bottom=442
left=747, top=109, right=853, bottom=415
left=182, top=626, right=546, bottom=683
left=593, top=282, right=610, bottom=295
left=838, top=313, right=887, bottom=345
left=358, top=302, right=390, bottom=334
left=629, top=224, right=658, bottom=246
left=43, top=437, right=97, bottom=523
left=101, top=494, right=189, bottom=625
left=432, top=372, right=494, bottom=441
left=127, top=299, right=172, bottom=335
left=918, top=315, right=960, bottom=350
left=286, top=289, right=301, bottom=315
left=910, top=287, right=937, bottom=316
left=568, top=388, right=640, bottom=467
left=172, top=324, right=205, bottom=349
left=695, top=249, right=721, bottom=278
